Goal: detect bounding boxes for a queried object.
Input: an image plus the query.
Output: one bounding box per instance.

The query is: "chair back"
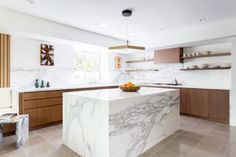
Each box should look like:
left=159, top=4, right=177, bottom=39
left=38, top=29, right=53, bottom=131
left=0, top=88, right=11, bottom=109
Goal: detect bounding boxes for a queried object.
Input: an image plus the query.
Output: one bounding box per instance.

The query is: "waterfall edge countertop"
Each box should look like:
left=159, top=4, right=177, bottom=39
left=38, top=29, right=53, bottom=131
left=63, top=87, right=180, bottom=157
left=63, top=87, right=177, bottom=101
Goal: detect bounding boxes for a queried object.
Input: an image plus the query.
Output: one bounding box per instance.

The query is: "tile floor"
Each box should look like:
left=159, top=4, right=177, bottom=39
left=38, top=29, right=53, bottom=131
left=0, top=116, right=236, bottom=157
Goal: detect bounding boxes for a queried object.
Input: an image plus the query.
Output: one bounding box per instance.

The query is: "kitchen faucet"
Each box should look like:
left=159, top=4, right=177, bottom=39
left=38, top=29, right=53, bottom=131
left=174, top=79, right=178, bottom=85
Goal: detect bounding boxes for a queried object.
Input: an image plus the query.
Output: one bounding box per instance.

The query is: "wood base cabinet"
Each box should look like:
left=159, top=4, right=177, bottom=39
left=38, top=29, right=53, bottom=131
left=18, top=86, right=118, bottom=130
left=20, top=91, right=63, bottom=129
left=180, top=88, right=229, bottom=123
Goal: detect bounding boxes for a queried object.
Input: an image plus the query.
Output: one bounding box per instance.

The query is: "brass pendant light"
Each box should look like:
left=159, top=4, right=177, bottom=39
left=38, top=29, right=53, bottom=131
left=108, top=9, right=145, bottom=51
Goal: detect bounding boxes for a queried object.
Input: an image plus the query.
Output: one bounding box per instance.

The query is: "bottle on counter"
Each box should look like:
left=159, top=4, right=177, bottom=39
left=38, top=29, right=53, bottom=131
left=35, top=79, right=39, bottom=88
left=40, top=80, right=45, bottom=88
left=46, top=82, right=50, bottom=88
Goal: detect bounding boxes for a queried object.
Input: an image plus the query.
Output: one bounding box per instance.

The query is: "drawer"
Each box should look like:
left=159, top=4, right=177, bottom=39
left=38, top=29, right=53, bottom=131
left=24, top=97, right=62, bottom=109
left=23, top=91, right=62, bottom=100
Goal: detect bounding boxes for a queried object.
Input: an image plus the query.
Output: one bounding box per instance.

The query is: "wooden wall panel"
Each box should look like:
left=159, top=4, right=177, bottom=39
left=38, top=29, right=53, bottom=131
left=0, top=33, right=10, bottom=87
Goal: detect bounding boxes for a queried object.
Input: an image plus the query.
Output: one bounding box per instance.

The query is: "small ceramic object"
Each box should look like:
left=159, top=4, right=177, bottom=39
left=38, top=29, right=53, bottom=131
left=40, top=80, right=45, bottom=88
left=46, top=82, right=50, bottom=88
left=199, top=64, right=208, bottom=69
left=208, top=64, right=220, bottom=68
left=35, top=79, right=39, bottom=88
left=220, top=63, right=231, bottom=68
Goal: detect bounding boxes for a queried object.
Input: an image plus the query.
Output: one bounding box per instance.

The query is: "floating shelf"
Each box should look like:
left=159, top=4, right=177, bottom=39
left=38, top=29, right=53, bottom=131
left=126, top=69, right=159, bottom=72
left=180, top=67, right=231, bottom=71
left=126, top=59, right=154, bottom=63
left=181, top=53, right=231, bottom=60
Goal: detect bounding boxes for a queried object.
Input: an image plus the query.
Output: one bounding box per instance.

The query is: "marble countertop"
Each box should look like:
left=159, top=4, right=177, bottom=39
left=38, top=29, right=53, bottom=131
left=64, top=87, right=177, bottom=101
left=141, top=84, right=230, bottom=90
left=15, top=82, right=230, bottom=93
left=16, top=83, right=119, bottom=93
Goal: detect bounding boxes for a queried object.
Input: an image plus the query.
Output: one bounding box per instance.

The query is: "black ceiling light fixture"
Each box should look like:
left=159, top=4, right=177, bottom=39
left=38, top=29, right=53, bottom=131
left=108, top=9, right=145, bottom=51
left=122, top=9, right=132, bottom=17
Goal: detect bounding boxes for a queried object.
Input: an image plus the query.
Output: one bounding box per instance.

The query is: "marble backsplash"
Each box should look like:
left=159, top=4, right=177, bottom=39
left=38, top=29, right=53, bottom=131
left=11, top=67, right=78, bottom=89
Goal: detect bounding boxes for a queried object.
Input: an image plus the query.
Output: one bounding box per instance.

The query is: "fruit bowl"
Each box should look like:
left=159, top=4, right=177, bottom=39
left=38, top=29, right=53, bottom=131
left=119, top=82, right=141, bottom=92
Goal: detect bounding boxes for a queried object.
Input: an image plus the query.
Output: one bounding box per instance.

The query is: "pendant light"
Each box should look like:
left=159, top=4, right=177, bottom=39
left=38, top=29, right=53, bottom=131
left=108, top=9, right=145, bottom=51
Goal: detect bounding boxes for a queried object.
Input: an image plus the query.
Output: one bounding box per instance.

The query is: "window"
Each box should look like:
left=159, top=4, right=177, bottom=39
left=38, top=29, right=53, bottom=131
left=75, top=50, right=101, bottom=84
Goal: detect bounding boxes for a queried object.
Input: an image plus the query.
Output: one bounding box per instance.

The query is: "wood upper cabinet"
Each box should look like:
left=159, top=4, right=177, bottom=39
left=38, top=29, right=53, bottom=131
left=180, top=88, right=229, bottom=123
left=154, top=48, right=183, bottom=63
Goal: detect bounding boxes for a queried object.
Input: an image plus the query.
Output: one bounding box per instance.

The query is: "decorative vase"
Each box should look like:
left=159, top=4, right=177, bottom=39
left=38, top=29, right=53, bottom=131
left=46, top=82, right=50, bottom=88
left=40, top=80, right=45, bottom=88
left=35, top=79, right=39, bottom=88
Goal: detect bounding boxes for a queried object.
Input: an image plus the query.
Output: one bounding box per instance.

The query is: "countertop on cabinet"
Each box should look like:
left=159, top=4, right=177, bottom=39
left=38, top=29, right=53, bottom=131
left=141, top=84, right=230, bottom=91
left=16, top=83, right=119, bottom=93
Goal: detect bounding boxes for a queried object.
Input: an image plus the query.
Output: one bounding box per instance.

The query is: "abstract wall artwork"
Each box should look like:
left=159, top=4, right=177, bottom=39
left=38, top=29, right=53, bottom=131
left=40, top=44, right=54, bottom=66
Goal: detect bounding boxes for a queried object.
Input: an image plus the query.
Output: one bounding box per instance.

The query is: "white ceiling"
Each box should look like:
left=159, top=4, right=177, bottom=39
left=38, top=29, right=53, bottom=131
left=0, top=0, right=236, bottom=48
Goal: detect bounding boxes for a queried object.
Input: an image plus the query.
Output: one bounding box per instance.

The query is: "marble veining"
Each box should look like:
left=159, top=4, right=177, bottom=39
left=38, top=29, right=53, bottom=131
left=63, top=88, right=179, bottom=157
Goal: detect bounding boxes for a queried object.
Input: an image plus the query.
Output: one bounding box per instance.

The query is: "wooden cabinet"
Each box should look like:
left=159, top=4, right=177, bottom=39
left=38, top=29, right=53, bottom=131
left=208, top=90, right=229, bottom=123
left=19, top=86, right=118, bottom=130
left=154, top=48, right=183, bottom=63
left=180, top=88, right=229, bottom=123
left=20, top=91, right=62, bottom=129
left=180, top=89, right=208, bottom=117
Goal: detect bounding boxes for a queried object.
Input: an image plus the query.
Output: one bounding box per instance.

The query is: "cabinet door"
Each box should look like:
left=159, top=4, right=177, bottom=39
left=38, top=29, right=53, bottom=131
left=180, top=88, right=208, bottom=117
left=24, top=109, right=38, bottom=127
left=192, top=89, right=208, bottom=117
left=49, top=105, right=62, bottom=122
left=154, top=48, right=183, bottom=63
left=208, top=90, right=229, bottom=123
left=37, top=107, right=50, bottom=125
left=180, top=89, right=194, bottom=114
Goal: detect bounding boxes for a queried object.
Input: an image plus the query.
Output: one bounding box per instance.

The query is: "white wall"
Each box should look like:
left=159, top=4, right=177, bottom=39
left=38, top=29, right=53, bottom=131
left=230, top=39, right=236, bottom=126
left=11, top=36, right=78, bottom=88
left=107, top=53, right=129, bottom=83
left=11, top=37, right=76, bottom=68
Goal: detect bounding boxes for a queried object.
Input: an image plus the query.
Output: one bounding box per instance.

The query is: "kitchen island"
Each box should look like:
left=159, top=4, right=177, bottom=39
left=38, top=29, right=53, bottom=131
left=63, top=87, right=179, bottom=157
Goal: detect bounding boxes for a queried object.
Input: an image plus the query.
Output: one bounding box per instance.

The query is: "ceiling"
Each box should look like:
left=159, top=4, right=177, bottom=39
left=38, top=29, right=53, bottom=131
left=0, top=0, right=236, bottom=48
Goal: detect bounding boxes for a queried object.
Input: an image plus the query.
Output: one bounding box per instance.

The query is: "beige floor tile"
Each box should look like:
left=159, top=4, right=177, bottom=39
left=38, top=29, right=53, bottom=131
left=1, top=148, right=27, bottom=157
left=139, top=136, right=173, bottom=157
left=150, top=149, right=184, bottom=157
left=0, top=136, right=17, bottom=155
left=162, top=135, right=200, bottom=156
left=23, top=135, right=45, bottom=148
left=225, top=141, right=236, bottom=157
left=189, top=140, right=228, bottom=157
left=202, top=130, right=230, bottom=146
left=175, top=129, right=204, bottom=140
left=55, top=145, right=79, bottom=157
left=36, top=126, right=59, bottom=135
left=1, top=115, right=235, bottom=157
left=23, top=142, right=56, bottom=157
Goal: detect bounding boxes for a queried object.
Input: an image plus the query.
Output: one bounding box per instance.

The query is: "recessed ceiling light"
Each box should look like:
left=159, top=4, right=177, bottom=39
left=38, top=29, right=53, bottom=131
left=200, top=18, right=207, bottom=22
left=160, top=28, right=165, bottom=31
left=26, top=0, right=35, bottom=4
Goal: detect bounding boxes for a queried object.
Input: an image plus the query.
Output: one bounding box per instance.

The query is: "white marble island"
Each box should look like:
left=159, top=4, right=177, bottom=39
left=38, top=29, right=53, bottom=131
left=63, top=87, right=179, bottom=157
